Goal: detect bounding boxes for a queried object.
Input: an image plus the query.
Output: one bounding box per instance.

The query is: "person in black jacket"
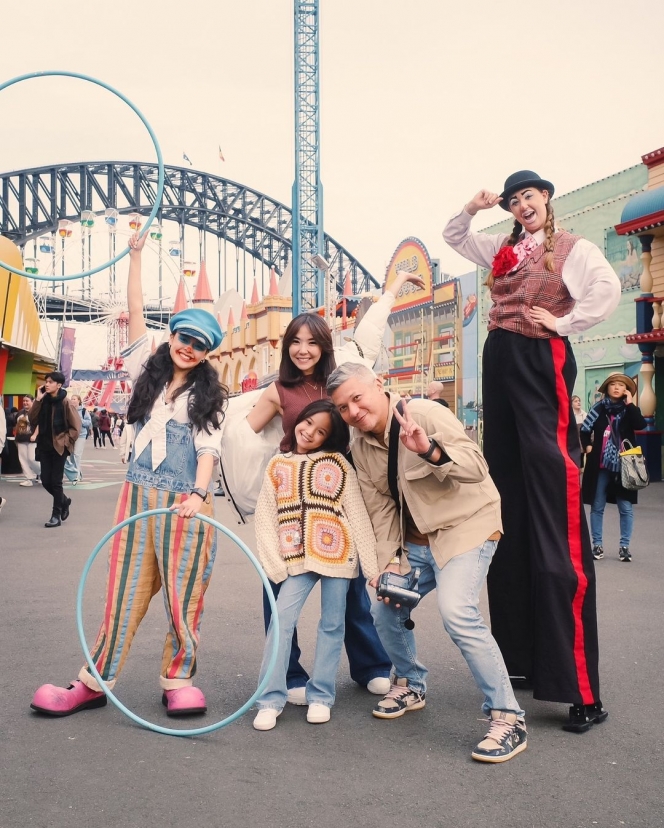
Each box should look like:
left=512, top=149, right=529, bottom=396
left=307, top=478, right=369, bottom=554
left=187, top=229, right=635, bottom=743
left=580, top=372, right=646, bottom=563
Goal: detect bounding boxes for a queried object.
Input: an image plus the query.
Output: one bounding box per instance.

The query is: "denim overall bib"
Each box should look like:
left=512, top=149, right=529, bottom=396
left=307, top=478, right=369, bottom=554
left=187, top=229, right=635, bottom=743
left=126, top=419, right=200, bottom=493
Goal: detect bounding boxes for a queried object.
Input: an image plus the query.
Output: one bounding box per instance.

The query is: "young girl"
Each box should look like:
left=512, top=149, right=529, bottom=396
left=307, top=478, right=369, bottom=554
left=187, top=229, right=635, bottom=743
left=253, top=400, right=379, bottom=731
left=31, top=232, right=227, bottom=718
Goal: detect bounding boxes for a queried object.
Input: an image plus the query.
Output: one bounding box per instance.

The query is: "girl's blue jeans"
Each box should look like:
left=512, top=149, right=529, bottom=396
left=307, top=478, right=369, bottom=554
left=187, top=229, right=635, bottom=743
left=590, top=468, right=634, bottom=547
left=257, top=573, right=350, bottom=711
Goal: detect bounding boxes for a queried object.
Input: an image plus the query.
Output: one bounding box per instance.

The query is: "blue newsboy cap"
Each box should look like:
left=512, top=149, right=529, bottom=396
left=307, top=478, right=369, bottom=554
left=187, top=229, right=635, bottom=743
left=169, top=308, right=223, bottom=351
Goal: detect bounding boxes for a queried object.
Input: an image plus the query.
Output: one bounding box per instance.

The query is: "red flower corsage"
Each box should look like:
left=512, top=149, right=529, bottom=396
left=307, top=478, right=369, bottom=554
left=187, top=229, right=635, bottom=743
left=491, top=246, right=518, bottom=278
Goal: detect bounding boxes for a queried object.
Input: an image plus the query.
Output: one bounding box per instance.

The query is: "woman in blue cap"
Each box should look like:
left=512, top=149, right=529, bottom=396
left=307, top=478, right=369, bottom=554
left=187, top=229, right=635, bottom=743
left=443, top=171, right=621, bottom=732
left=31, top=232, right=227, bottom=718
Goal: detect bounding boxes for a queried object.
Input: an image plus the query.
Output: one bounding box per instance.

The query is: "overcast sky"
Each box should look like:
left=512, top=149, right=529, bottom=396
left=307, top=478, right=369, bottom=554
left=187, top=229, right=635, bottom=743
left=3, top=0, right=664, bottom=364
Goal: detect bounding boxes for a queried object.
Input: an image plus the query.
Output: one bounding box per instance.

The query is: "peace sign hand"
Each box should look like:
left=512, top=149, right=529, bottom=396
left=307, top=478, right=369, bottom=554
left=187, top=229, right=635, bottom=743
left=393, top=402, right=431, bottom=455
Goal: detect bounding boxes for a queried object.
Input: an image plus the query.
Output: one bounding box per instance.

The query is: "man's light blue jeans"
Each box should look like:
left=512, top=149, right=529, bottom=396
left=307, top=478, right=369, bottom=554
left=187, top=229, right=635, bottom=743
left=371, top=540, right=524, bottom=717
left=257, top=572, right=351, bottom=711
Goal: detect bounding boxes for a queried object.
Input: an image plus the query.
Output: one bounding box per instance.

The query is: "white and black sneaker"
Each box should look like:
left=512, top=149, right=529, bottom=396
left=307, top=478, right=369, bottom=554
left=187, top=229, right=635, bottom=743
left=471, top=710, right=527, bottom=763
left=619, top=547, right=632, bottom=562
left=372, top=678, right=425, bottom=719
left=0, top=496, right=6, bottom=514
left=592, top=545, right=604, bottom=560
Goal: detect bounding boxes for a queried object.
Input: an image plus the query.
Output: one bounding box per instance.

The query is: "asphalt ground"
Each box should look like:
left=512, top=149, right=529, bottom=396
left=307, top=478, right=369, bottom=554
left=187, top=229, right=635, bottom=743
left=0, top=447, right=662, bottom=828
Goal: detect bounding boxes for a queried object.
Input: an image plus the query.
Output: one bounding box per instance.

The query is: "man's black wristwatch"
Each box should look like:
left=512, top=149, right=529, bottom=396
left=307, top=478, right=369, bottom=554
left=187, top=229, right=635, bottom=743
left=417, top=439, right=440, bottom=461
left=418, top=439, right=450, bottom=466
left=190, top=487, right=208, bottom=500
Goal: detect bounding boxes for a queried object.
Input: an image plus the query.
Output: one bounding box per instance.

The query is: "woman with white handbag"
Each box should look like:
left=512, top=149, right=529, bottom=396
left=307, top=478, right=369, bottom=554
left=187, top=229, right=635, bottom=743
left=580, top=372, right=647, bottom=562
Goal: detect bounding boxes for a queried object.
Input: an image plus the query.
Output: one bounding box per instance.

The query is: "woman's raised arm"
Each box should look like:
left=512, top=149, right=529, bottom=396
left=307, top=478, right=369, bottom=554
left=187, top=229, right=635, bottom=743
left=127, top=232, right=148, bottom=345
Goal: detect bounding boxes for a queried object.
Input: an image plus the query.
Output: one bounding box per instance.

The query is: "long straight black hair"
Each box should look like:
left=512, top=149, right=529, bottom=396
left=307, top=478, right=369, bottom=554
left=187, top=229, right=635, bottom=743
left=127, top=342, right=228, bottom=433
left=284, top=399, right=350, bottom=454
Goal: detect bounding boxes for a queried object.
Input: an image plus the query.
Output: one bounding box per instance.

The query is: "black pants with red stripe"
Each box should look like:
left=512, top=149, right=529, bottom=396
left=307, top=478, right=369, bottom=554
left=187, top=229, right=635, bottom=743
left=482, top=328, right=600, bottom=706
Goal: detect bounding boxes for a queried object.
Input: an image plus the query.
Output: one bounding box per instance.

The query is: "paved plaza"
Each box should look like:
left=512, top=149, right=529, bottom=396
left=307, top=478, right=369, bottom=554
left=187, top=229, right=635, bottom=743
left=1, top=450, right=662, bottom=828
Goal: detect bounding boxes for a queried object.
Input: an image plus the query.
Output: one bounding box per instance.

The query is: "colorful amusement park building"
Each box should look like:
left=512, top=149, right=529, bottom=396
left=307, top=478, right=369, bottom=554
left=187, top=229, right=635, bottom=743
left=614, top=145, right=664, bottom=480
left=0, top=237, right=55, bottom=406
left=211, top=268, right=292, bottom=394
left=382, top=238, right=465, bottom=411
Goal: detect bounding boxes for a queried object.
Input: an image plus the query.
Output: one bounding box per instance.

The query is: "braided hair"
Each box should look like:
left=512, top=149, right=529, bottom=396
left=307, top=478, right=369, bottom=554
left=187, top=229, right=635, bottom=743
left=542, top=201, right=556, bottom=272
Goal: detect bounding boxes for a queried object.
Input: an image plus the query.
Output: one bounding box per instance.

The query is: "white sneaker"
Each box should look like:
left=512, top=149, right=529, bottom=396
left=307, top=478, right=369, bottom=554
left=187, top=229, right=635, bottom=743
left=20, top=480, right=35, bottom=487
left=0, top=496, right=5, bottom=513
left=253, top=708, right=280, bottom=731
left=287, top=686, right=307, bottom=706
left=307, top=703, right=331, bottom=724
left=367, top=677, right=391, bottom=695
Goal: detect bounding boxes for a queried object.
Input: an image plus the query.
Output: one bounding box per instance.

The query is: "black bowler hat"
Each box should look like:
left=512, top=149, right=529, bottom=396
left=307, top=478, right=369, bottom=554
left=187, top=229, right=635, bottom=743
left=499, top=170, right=555, bottom=210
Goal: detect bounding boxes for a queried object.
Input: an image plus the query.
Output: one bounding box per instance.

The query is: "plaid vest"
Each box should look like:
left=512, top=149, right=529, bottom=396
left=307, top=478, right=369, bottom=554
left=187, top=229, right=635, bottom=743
left=488, top=231, right=580, bottom=339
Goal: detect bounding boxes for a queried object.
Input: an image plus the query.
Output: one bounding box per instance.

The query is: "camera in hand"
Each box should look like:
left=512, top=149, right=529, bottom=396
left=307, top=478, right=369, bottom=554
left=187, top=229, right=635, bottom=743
left=377, top=567, right=421, bottom=609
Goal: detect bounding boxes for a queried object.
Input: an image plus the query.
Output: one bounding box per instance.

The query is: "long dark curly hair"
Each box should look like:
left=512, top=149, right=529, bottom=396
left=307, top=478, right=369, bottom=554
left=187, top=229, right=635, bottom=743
left=127, top=343, right=228, bottom=433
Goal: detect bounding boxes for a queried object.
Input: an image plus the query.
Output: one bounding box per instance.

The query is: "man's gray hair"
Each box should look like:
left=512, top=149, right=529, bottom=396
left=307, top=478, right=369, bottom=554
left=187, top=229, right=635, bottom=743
left=326, top=362, right=377, bottom=395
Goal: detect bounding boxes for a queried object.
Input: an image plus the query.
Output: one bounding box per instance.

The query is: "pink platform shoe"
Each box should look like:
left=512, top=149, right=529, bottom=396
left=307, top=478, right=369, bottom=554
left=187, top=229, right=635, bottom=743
left=161, top=686, right=207, bottom=717
left=31, top=680, right=107, bottom=717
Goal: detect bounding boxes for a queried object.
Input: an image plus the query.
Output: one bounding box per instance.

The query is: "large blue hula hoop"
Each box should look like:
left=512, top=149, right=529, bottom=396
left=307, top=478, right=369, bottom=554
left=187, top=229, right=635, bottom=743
left=0, top=71, right=164, bottom=281
left=76, top=508, right=279, bottom=737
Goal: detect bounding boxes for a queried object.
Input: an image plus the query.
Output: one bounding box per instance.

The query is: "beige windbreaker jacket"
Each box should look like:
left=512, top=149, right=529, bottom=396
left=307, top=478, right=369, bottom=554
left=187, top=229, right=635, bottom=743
left=350, top=394, right=502, bottom=573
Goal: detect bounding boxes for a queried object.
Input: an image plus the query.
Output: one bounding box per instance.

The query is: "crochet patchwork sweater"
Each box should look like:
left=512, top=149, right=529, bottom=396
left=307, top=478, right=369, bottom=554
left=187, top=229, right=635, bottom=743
left=255, top=451, right=379, bottom=584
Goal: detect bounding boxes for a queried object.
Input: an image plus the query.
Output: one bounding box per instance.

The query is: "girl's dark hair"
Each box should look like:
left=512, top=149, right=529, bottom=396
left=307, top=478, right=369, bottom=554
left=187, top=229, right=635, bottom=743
left=278, top=313, right=336, bottom=387
left=284, top=399, right=349, bottom=455
left=127, top=342, right=228, bottom=433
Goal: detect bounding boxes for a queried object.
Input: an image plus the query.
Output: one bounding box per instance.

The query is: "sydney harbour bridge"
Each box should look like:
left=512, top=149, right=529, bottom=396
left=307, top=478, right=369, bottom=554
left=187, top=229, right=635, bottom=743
left=0, top=161, right=379, bottom=327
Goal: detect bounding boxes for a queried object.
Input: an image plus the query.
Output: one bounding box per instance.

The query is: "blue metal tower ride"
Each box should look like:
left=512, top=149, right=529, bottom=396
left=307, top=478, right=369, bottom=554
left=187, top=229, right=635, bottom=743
left=292, top=0, right=324, bottom=316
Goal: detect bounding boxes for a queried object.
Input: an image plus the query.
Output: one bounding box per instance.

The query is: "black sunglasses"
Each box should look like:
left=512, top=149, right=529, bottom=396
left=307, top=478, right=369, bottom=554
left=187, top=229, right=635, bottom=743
left=175, top=332, right=208, bottom=353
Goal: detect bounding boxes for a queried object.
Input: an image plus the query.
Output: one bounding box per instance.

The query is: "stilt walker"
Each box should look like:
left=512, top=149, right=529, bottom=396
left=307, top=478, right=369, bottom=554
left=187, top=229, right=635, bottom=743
left=443, top=171, right=621, bottom=731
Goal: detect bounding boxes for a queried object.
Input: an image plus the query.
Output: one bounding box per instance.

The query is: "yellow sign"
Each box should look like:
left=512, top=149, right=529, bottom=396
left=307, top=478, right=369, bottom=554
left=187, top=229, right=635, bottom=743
left=0, top=236, right=41, bottom=353
left=433, top=363, right=455, bottom=381
left=434, top=282, right=456, bottom=304
left=384, top=237, right=433, bottom=311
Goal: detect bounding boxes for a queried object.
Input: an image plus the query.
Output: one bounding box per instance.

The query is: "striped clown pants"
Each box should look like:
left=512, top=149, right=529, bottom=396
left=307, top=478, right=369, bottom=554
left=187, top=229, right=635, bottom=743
left=78, top=481, right=217, bottom=692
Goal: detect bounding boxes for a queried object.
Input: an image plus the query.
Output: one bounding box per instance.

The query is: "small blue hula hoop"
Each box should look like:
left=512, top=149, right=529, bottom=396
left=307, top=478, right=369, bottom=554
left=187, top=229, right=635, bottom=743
left=76, top=508, right=279, bottom=737
left=0, top=71, right=164, bottom=281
